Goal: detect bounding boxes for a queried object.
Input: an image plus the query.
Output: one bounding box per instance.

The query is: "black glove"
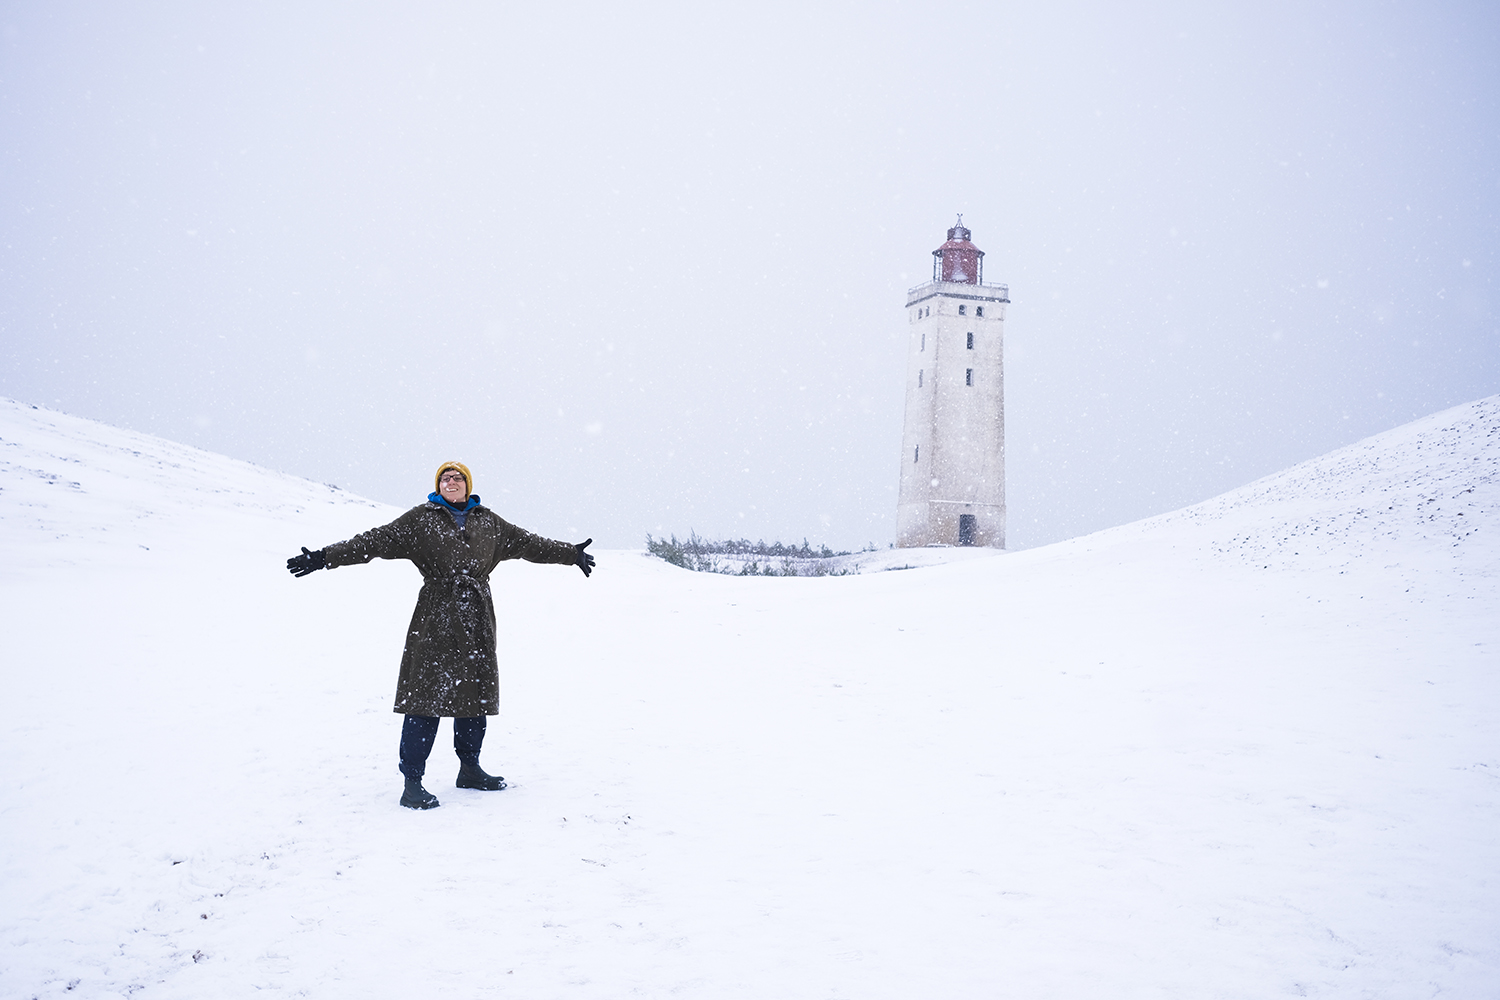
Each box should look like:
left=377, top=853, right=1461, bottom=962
left=574, top=538, right=595, bottom=578
left=287, top=546, right=327, bottom=578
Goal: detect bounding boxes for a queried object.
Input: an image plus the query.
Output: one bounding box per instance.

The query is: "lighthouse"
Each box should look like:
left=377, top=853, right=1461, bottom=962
left=896, top=217, right=1010, bottom=548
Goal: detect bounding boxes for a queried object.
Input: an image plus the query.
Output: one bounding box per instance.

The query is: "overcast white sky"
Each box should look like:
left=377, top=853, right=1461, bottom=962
left=3, top=1, right=1496, bottom=550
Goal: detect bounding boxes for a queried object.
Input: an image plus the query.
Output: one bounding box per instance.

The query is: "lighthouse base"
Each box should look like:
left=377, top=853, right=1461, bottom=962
left=896, top=501, right=1005, bottom=549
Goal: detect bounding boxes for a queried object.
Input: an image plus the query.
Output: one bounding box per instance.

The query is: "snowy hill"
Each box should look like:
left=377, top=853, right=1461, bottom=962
left=1136, top=395, right=1497, bottom=580
left=0, top=397, right=392, bottom=575
left=1, top=396, right=1496, bottom=999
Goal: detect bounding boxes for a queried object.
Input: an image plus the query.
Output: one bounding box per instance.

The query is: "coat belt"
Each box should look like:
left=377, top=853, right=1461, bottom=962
left=425, top=572, right=490, bottom=594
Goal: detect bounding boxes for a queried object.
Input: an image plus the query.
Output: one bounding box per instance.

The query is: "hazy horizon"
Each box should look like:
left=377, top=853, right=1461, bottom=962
left=3, top=1, right=1497, bottom=549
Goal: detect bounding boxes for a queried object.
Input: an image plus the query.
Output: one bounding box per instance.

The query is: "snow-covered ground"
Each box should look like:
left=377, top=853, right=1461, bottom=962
left=1, top=395, right=1496, bottom=999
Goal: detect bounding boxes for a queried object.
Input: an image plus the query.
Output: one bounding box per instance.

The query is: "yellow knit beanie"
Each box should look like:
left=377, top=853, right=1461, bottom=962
left=435, top=461, right=474, bottom=495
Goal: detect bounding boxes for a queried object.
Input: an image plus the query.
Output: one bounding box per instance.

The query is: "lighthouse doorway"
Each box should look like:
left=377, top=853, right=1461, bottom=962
left=958, top=514, right=977, bottom=546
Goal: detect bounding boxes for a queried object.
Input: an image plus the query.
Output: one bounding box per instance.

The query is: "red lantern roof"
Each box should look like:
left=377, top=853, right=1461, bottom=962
left=932, top=215, right=984, bottom=284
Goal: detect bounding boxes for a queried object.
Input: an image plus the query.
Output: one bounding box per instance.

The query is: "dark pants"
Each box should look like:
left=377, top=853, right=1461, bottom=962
left=399, top=714, right=486, bottom=779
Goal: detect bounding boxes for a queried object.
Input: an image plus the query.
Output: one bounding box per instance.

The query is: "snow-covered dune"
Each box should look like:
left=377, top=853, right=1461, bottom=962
left=1, top=397, right=1496, bottom=999
left=1147, top=395, right=1496, bottom=579
left=0, top=397, right=392, bottom=575
left=1039, top=395, right=1498, bottom=579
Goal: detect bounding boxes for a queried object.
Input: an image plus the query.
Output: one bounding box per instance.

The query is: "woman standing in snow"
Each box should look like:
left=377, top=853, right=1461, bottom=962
left=286, top=461, right=594, bottom=810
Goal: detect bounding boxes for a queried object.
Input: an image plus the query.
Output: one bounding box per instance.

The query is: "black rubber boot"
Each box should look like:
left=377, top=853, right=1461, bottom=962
left=456, top=759, right=507, bottom=791
left=400, top=776, right=440, bottom=809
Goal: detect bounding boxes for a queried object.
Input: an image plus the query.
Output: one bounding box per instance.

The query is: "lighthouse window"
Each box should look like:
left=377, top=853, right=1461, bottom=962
left=976, top=306, right=984, bottom=318
left=958, top=304, right=967, bottom=316
left=965, top=368, right=973, bottom=386
left=966, top=332, right=974, bottom=349
left=918, top=369, right=923, bottom=388
left=921, top=333, right=925, bottom=351
left=914, top=445, right=919, bottom=463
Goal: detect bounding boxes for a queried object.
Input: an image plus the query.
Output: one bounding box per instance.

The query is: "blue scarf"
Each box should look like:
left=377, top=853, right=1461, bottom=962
left=428, top=491, right=481, bottom=529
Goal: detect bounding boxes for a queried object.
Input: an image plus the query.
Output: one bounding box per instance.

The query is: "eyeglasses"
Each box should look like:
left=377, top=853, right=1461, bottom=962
left=439, top=473, right=467, bottom=485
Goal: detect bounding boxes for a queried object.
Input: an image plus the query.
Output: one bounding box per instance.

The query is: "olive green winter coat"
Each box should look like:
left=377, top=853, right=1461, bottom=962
left=323, top=502, right=577, bottom=717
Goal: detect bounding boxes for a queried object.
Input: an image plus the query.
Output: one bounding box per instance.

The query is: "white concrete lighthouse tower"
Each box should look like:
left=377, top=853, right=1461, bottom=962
left=896, top=217, right=1010, bottom=548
